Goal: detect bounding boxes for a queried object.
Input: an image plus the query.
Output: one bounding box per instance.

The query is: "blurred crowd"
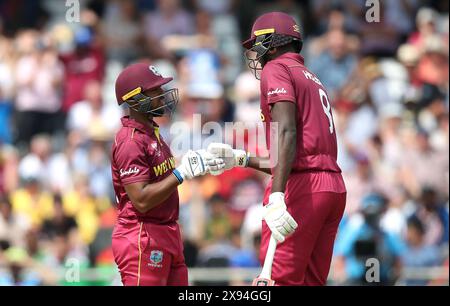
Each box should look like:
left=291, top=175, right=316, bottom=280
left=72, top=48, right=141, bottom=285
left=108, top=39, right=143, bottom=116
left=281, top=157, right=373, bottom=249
left=0, top=0, right=448, bottom=286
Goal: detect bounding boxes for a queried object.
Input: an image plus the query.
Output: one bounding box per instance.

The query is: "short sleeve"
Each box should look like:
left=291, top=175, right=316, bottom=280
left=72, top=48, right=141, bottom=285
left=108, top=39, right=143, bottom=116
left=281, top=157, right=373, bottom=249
left=261, top=63, right=296, bottom=105
left=114, top=139, right=151, bottom=185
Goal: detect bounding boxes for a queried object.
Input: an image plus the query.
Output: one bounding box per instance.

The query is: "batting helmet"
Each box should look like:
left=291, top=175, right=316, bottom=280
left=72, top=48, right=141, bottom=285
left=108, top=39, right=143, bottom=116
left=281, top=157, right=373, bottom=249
left=243, top=12, right=303, bottom=79
left=115, top=62, right=179, bottom=116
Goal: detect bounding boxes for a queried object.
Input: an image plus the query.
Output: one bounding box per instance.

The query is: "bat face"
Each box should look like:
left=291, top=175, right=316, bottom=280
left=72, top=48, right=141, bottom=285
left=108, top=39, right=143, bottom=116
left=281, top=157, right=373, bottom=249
left=252, top=277, right=275, bottom=286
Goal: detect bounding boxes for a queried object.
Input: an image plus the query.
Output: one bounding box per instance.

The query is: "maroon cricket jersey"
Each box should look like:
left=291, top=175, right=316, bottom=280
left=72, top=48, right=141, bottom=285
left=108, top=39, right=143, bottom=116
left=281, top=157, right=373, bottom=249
left=111, top=116, right=179, bottom=225
left=260, top=52, right=342, bottom=174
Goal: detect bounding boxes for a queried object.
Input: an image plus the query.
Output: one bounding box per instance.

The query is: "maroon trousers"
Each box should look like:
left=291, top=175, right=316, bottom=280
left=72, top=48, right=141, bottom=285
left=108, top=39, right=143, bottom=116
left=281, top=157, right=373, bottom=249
left=112, top=221, right=188, bottom=286
left=261, top=191, right=346, bottom=286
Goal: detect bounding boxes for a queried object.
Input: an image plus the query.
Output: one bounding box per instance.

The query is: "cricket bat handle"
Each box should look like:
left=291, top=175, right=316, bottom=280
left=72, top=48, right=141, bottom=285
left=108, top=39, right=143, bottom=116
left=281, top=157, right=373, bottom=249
left=259, top=235, right=277, bottom=279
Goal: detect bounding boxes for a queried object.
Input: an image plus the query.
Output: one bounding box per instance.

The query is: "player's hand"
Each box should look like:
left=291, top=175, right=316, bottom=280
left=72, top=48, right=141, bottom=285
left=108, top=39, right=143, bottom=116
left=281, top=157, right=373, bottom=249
left=173, top=150, right=225, bottom=183
left=207, top=143, right=249, bottom=175
left=197, top=149, right=226, bottom=173
left=263, top=192, right=298, bottom=243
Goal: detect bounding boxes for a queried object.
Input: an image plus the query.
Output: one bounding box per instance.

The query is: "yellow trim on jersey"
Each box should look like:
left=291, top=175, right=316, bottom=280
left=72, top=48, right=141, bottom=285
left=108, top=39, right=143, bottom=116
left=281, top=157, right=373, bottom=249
left=122, top=87, right=142, bottom=101
left=137, top=222, right=143, bottom=286
left=154, top=126, right=161, bottom=144
left=254, top=28, right=275, bottom=36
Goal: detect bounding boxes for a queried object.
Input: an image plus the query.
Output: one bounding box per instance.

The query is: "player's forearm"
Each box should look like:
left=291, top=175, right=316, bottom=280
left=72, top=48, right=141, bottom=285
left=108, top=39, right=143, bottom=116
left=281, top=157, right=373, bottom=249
left=247, top=156, right=272, bottom=175
left=133, top=175, right=180, bottom=213
left=271, top=127, right=297, bottom=193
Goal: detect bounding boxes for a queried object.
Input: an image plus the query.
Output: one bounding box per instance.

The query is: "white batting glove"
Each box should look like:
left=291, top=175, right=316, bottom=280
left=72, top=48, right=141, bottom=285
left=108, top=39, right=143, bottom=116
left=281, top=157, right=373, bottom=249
left=263, top=192, right=298, bottom=243
left=197, top=149, right=226, bottom=173
left=173, top=150, right=225, bottom=184
left=207, top=143, right=249, bottom=175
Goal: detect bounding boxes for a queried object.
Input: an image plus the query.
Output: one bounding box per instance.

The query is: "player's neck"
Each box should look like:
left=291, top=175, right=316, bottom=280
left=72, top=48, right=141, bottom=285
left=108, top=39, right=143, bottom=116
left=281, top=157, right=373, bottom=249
left=129, top=110, right=154, bottom=128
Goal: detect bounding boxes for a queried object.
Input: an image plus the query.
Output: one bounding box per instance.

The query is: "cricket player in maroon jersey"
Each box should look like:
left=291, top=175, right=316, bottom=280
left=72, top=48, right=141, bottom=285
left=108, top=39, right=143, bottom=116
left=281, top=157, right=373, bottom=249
left=208, top=12, right=347, bottom=285
left=111, top=62, right=224, bottom=286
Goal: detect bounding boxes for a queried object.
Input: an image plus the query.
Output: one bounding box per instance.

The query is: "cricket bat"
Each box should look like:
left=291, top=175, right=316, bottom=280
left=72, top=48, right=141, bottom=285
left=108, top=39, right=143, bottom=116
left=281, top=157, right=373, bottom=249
left=252, top=235, right=277, bottom=286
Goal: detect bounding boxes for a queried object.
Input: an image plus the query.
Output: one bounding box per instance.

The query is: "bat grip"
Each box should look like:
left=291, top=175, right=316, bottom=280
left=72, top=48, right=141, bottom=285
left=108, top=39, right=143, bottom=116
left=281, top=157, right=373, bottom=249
left=260, top=235, right=277, bottom=279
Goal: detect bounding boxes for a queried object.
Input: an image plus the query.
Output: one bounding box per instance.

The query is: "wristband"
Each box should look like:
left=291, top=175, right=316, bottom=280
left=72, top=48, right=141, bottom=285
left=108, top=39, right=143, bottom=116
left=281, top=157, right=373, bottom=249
left=172, top=169, right=184, bottom=184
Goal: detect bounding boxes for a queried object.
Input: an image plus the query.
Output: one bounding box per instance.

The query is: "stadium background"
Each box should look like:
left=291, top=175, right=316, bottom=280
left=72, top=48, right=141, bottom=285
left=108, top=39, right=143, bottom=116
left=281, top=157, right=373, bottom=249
left=0, top=0, right=448, bottom=286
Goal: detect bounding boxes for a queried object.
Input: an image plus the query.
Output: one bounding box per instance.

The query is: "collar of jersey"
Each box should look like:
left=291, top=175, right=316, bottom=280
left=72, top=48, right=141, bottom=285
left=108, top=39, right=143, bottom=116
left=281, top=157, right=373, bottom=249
left=121, top=116, right=159, bottom=136
left=277, top=52, right=305, bottom=65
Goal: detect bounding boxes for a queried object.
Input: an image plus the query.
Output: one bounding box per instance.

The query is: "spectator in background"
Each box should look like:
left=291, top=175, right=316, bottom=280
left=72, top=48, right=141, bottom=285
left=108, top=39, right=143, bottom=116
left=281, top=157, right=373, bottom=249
left=174, top=50, right=229, bottom=153
left=0, top=36, right=15, bottom=144
left=400, top=130, right=449, bottom=199
left=43, top=232, right=90, bottom=285
left=14, top=30, right=64, bottom=146
left=9, top=168, right=54, bottom=228
left=334, top=193, right=405, bottom=285
left=308, top=29, right=357, bottom=98
left=383, top=0, right=420, bottom=42
left=17, top=134, right=68, bottom=193
left=43, top=130, right=92, bottom=194
left=194, top=190, right=244, bottom=286
left=24, top=228, right=46, bottom=264
left=401, top=215, right=442, bottom=285
left=408, top=7, right=441, bottom=53
left=0, top=195, right=31, bottom=249
left=59, top=26, right=105, bottom=113
left=311, top=0, right=364, bottom=35
left=397, top=43, right=422, bottom=90
left=0, top=247, right=42, bottom=286
left=229, top=229, right=260, bottom=269
left=336, top=58, right=379, bottom=152
left=62, top=174, right=102, bottom=246
left=142, top=0, right=195, bottom=59
left=204, top=194, right=231, bottom=244
left=233, top=71, right=261, bottom=123
left=412, top=187, right=449, bottom=247
left=41, top=194, right=77, bottom=242
left=86, top=140, right=113, bottom=200
left=195, top=0, right=244, bottom=83
left=101, top=0, right=143, bottom=65
left=66, top=80, right=122, bottom=143
left=358, top=0, right=413, bottom=57
left=342, top=154, right=380, bottom=217
left=414, top=39, right=449, bottom=91
left=240, top=199, right=263, bottom=251
left=227, top=178, right=264, bottom=231
left=0, top=144, right=20, bottom=195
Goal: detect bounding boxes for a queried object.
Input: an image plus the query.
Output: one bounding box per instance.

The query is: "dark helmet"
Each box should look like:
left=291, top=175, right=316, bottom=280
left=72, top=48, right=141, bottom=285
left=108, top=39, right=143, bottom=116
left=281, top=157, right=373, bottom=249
left=243, top=12, right=303, bottom=79
left=115, top=62, right=179, bottom=117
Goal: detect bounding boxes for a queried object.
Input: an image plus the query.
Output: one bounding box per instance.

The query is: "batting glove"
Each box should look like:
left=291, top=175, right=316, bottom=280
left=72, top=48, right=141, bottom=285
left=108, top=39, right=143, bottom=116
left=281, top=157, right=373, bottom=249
left=173, top=150, right=225, bottom=184
left=197, top=149, right=226, bottom=173
left=207, top=142, right=249, bottom=175
left=263, top=192, right=298, bottom=243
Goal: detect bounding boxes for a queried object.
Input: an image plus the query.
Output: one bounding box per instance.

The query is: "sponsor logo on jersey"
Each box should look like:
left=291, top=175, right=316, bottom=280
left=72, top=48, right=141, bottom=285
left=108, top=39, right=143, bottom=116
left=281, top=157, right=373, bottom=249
left=267, top=88, right=287, bottom=96
left=120, top=167, right=140, bottom=177
left=153, top=157, right=176, bottom=177
left=149, top=250, right=163, bottom=268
